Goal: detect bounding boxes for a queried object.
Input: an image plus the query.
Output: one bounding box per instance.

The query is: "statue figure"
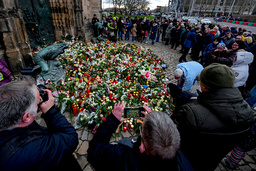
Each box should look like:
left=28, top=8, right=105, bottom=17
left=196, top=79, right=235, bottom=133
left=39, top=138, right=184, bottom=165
left=94, top=22, right=103, bottom=36
left=34, top=43, right=69, bottom=83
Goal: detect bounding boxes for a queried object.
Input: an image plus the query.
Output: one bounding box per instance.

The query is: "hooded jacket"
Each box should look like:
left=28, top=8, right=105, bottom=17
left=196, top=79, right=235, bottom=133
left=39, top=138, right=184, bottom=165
left=173, top=88, right=255, bottom=171
left=231, top=51, right=254, bottom=87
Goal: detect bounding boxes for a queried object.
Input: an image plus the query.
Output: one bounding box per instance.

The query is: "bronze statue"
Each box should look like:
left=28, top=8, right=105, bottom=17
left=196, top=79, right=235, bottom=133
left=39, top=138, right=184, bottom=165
left=34, top=43, right=69, bottom=83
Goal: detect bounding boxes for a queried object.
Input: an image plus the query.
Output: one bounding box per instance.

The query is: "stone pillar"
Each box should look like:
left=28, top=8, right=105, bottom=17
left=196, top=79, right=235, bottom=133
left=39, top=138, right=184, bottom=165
left=83, top=0, right=102, bottom=41
left=74, top=0, right=85, bottom=40
left=0, top=0, right=32, bottom=74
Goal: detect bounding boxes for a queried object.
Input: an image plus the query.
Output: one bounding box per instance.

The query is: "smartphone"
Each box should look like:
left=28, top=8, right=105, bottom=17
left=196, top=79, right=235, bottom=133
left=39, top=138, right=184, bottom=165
left=124, top=107, right=145, bottom=118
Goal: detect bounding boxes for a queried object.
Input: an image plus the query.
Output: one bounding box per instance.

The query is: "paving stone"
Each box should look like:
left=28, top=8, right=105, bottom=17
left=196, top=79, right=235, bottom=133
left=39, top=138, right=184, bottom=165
left=73, top=152, right=77, bottom=159
left=244, top=155, right=255, bottom=163
left=81, top=130, right=89, bottom=141
left=121, top=131, right=132, bottom=138
left=77, top=156, right=88, bottom=170
left=249, top=163, right=256, bottom=169
left=75, top=140, right=83, bottom=152
left=87, top=132, right=94, bottom=141
left=77, top=141, right=89, bottom=155
left=214, top=166, right=222, bottom=171
left=247, top=149, right=256, bottom=156
left=218, top=163, right=228, bottom=171
left=63, top=111, right=71, bottom=123
left=76, top=129, right=82, bottom=139
left=238, top=165, right=252, bottom=171
left=238, top=159, right=245, bottom=165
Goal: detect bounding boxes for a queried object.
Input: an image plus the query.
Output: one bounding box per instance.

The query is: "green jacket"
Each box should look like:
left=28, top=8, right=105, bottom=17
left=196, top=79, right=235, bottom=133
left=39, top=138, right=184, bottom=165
left=107, top=22, right=117, bottom=31
left=173, top=88, right=254, bottom=171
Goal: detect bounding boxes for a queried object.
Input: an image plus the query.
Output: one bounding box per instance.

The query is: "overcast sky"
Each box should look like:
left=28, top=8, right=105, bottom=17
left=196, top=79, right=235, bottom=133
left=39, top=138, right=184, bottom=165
left=102, top=0, right=168, bottom=10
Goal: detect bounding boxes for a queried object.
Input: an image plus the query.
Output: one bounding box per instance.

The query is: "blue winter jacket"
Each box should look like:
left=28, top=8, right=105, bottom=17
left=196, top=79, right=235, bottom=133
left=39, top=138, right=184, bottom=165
left=0, top=106, right=79, bottom=171
left=176, top=61, right=204, bottom=91
left=150, top=24, right=158, bottom=40
left=184, top=29, right=197, bottom=48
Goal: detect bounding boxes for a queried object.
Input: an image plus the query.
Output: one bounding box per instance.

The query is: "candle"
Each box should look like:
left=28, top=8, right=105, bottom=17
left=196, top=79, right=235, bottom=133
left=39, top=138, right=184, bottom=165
left=123, top=126, right=127, bottom=132
left=72, top=105, right=77, bottom=115
left=130, top=125, right=134, bottom=132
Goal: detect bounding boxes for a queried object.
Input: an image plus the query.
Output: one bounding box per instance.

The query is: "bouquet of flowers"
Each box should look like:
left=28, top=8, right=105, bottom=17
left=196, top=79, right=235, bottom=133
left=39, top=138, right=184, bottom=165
left=44, top=41, right=173, bottom=132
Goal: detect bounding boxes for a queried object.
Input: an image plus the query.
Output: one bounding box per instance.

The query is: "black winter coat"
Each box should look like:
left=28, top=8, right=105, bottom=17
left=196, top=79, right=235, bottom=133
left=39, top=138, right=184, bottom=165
left=0, top=106, right=79, bottom=171
left=173, top=88, right=255, bottom=171
left=88, top=114, right=194, bottom=171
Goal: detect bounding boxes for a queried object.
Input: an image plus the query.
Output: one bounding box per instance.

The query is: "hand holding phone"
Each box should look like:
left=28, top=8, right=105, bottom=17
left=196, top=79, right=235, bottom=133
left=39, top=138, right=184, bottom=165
left=124, top=107, right=145, bottom=118
left=113, top=101, right=125, bottom=122
left=141, top=104, right=151, bottom=116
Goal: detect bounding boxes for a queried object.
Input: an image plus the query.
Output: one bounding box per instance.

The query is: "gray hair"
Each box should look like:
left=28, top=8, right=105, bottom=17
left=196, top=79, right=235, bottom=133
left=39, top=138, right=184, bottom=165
left=0, top=80, right=37, bottom=130
left=142, top=111, right=180, bottom=160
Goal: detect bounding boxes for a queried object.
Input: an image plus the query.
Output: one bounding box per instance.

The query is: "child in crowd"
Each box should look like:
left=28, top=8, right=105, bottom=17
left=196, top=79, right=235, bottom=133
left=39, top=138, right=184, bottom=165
left=131, top=24, right=137, bottom=42
left=221, top=114, right=256, bottom=170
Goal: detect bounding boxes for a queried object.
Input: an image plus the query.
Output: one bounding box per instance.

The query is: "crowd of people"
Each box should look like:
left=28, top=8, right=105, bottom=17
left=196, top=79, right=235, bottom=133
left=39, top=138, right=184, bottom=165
left=0, top=15, right=256, bottom=171
left=90, top=14, right=256, bottom=171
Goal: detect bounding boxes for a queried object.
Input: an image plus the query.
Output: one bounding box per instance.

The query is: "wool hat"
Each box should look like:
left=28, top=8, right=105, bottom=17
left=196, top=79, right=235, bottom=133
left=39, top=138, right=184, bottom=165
left=200, top=63, right=235, bottom=89
left=174, top=68, right=183, bottom=79
left=217, top=43, right=226, bottom=48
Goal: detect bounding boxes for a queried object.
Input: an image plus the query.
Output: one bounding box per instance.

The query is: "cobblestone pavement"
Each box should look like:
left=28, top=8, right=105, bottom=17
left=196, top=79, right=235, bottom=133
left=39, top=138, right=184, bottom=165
left=37, top=39, right=256, bottom=171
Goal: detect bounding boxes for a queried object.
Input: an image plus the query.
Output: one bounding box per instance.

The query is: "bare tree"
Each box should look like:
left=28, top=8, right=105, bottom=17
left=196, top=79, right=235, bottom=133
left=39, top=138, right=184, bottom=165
left=107, top=0, right=118, bottom=14
left=138, top=0, right=150, bottom=13
left=116, top=0, right=124, bottom=14
left=125, top=0, right=140, bottom=15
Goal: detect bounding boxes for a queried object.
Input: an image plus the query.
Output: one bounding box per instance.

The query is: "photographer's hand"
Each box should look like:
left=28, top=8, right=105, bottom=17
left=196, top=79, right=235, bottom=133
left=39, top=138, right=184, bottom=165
left=112, top=101, right=125, bottom=122
left=40, top=89, right=55, bottom=114
left=141, top=104, right=151, bottom=116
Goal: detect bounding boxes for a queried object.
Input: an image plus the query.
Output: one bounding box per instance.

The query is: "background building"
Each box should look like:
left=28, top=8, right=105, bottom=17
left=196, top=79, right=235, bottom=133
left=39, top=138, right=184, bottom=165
left=170, top=0, right=256, bottom=16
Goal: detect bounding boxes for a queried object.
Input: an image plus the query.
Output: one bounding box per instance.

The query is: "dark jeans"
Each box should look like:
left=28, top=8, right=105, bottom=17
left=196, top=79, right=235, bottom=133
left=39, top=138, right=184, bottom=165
left=179, top=46, right=190, bottom=61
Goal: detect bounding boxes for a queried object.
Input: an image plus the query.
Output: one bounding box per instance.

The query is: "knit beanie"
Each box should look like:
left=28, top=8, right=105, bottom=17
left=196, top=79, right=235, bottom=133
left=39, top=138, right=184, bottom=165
left=217, top=43, right=226, bottom=48
left=200, top=63, right=235, bottom=89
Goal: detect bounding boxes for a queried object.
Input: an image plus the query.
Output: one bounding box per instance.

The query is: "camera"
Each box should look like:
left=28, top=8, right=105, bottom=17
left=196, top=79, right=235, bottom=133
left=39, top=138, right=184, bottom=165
left=124, top=107, right=145, bottom=118
left=20, top=65, right=49, bottom=102
left=37, top=85, right=48, bottom=102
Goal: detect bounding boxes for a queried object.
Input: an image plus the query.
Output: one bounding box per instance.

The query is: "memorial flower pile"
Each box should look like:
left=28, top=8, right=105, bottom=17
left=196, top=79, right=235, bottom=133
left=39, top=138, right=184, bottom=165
left=48, top=41, right=173, bottom=132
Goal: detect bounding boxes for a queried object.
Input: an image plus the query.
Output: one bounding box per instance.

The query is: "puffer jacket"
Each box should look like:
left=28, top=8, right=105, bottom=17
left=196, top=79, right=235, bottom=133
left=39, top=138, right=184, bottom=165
left=231, top=51, right=254, bottom=87
left=173, top=88, right=255, bottom=171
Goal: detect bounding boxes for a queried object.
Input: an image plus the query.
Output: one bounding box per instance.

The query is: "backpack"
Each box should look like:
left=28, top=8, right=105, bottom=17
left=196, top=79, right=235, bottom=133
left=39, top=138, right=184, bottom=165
left=0, top=59, right=11, bottom=79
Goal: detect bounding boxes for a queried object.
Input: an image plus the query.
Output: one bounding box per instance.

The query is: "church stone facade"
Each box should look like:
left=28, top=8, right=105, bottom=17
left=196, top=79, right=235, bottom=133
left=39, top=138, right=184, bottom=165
left=0, top=0, right=102, bottom=75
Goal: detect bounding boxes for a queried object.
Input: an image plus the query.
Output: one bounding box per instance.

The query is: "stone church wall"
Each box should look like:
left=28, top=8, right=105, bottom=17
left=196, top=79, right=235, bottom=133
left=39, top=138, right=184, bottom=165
left=0, top=0, right=102, bottom=75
